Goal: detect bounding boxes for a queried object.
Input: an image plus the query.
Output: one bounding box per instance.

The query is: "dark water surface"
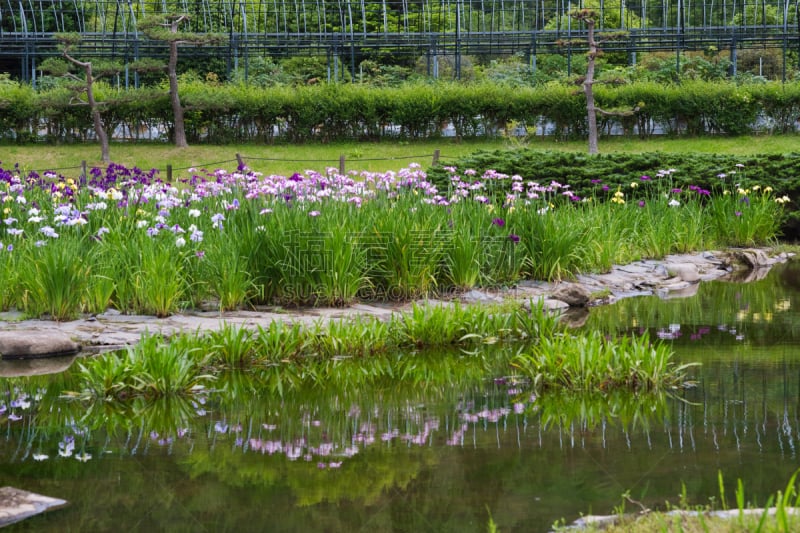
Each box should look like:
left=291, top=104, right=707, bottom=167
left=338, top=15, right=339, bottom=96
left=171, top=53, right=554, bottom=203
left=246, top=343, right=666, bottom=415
left=2, top=261, right=800, bottom=532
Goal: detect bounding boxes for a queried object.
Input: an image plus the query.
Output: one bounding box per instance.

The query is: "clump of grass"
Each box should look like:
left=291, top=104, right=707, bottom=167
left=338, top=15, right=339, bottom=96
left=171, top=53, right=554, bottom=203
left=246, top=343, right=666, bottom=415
left=253, top=320, right=312, bottom=362
left=577, top=469, right=800, bottom=533
left=512, top=331, right=695, bottom=392
left=75, top=333, right=213, bottom=400
left=395, top=302, right=476, bottom=348
left=391, top=300, right=564, bottom=348
left=316, top=224, right=372, bottom=306
left=310, top=316, right=393, bottom=358
left=18, top=240, right=91, bottom=321
left=511, top=204, right=588, bottom=281
left=0, top=246, right=18, bottom=311
left=369, top=201, right=446, bottom=300
left=707, top=185, right=786, bottom=247
left=206, top=323, right=258, bottom=368
left=72, top=301, right=691, bottom=403
left=133, top=244, right=189, bottom=317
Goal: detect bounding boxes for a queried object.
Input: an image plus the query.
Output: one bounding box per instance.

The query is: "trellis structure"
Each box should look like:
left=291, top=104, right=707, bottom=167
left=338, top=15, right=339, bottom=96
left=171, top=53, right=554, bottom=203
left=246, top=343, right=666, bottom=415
left=1, top=0, right=798, bottom=82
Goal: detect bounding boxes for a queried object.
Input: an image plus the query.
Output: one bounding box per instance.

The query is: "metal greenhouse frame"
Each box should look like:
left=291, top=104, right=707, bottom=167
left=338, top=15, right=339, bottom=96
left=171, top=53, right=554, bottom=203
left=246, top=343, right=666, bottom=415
left=1, top=0, right=798, bottom=82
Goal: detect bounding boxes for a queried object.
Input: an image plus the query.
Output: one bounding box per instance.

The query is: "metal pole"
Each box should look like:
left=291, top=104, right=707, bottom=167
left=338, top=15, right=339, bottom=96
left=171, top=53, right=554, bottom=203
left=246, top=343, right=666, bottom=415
left=455, top=0, right=462, bottom=79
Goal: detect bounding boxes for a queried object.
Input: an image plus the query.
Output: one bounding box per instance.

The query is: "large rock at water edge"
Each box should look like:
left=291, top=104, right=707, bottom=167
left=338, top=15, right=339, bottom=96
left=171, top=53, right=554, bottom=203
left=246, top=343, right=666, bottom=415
left=0, top=356, right=78, bottom=378
left=733, top=249, right=771, bottom=269
left=665, top=263, right=701, bottom=282
left=551, top=283, right=592, bottom=307
left=0, top=331, right=80, bottom=359
left=0, top=486, right=67, bottom=527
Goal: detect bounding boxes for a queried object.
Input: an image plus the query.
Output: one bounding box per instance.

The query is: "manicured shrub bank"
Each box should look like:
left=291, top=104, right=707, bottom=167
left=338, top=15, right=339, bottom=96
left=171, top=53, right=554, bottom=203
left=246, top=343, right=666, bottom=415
left=2, top=79, right=800, bottom=143
left=427, top=149, right=800, bottom=238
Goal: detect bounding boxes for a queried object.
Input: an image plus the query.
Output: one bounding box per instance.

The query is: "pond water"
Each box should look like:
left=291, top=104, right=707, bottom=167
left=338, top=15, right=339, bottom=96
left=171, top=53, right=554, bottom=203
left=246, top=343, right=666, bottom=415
left=2, top=261, right=800, bottom=532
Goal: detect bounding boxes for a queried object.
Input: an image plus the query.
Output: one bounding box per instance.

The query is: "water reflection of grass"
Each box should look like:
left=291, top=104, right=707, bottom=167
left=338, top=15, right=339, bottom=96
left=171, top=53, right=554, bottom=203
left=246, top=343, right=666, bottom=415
left=67, top=299, right=688, bottom=406
left=8, top=354, right=799, bottom=531
left=0, top=346, right=680, bottom=462
left=584, top=261, right=800, bottom=346
left=534, top=390, right=673, bottom=432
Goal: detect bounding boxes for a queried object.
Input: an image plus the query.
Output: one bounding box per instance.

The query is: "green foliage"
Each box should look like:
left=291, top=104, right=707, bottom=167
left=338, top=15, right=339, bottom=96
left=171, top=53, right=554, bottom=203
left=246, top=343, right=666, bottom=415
left=357, top=60, right=414, bottom=87
left=132, top=238, right=189, bottom=317
left=76, top=334, right=214, bottom=400
left=229, top=56, right=288, bottom=87
left=18, top=239, right=91, bottom=320
left=310, top=316, right=393, bottom=358
left=394, top=301, right=561, bottom=348
left=206, top=324, right=258, bottom=368
left=315, top=223, right=371, bottom=307
left=197, top=225, right=256, bottom=311
left=510, top=203, right=589, bottom=280
left=707, top=184, right=785, bottom=246
left=368, top=199, right=445, bottom=299
left=0, top=76, right=37, bottom=142
left=0, top=246, right=18, bottom=310
left=38, top=57, right=71, bottom=78
left=512, top=331, right=693, bottom=392
left=280, top=55, right=334, bottom=85
left=476, top=53, right=535, bottom=87
left=4, top=79, right=800, bottom=143
left=138, top=14, right=227, bottom=45
left=254, top=321, right=312, bottom=362
left=428, top=149, right=799, bottom=238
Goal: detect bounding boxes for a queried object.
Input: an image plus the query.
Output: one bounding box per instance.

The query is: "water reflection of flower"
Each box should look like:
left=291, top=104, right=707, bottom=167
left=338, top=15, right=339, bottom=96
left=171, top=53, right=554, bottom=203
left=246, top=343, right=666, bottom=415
left=216, top=398, right=530, bottom=468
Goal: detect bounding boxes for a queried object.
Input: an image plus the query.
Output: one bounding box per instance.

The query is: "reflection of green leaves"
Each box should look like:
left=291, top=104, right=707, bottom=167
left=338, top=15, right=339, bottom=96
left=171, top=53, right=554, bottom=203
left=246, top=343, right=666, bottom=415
left=180, top=440, right=433, bottom=507
left=77, top=396, right=198, bottom=438
left=244, top=347, right=511, bottom=399
left=532, top=390, right=672, bottom=432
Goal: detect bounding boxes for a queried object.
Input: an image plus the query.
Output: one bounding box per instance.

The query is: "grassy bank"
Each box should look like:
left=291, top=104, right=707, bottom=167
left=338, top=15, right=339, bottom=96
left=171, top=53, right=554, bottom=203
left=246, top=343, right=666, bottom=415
left=1, top=135, right=798, bottom=176
left=0, top=161, right=785, bottom=317
left=72, top=302, right=690, bottom=401
left=566, top=471, right=800, bottom=533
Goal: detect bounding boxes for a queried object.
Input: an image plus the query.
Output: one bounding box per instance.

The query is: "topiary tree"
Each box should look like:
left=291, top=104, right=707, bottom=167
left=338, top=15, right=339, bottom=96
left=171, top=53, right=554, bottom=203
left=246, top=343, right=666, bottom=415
left=571, top=9, right=639, bottom=155
left=136, top=14, right=226, bottom=148
left=39, top=33, right=122, bottom=163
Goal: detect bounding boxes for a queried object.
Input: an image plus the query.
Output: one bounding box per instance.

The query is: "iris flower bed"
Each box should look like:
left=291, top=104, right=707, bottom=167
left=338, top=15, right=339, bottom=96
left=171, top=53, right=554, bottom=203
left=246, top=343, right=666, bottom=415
left=0, top=161, right=788, bottom=320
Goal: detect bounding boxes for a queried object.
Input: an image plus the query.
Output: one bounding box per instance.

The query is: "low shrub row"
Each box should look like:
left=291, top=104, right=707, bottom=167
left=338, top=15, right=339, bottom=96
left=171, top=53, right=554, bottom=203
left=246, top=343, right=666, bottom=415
left=428, top=149, right=800, bottom=238
left=2, top=79, right=800, bottom=144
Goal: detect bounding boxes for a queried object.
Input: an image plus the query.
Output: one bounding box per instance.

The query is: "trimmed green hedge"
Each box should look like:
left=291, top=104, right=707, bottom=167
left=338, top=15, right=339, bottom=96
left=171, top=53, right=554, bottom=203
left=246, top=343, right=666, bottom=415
left=2, top=79, right=800, bottom=144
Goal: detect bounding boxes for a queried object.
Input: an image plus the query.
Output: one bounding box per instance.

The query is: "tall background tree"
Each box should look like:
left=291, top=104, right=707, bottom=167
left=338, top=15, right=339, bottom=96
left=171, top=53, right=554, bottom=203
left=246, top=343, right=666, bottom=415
left=571, top=9, right=638, bottom=155
left=39, top=33, right=122, bottom=163
left=136, top=14, right=227, bottom=148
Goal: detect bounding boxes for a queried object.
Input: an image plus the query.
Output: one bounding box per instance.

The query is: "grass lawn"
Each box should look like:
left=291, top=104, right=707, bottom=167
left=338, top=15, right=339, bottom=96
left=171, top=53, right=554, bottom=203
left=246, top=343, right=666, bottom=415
left=1, top=135, right=798, bottom=177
